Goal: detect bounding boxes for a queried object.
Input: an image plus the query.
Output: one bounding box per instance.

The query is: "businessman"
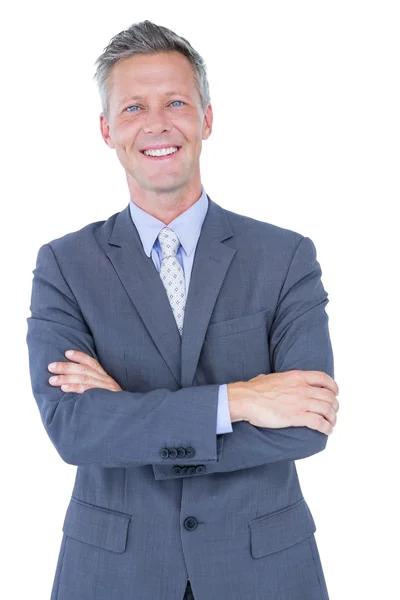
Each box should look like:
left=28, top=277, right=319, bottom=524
left=26, top=20, right=339, bottom=600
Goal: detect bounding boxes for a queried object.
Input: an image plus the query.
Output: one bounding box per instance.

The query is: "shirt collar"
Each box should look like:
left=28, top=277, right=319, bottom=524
left=128, top=185, right=209, bottom=257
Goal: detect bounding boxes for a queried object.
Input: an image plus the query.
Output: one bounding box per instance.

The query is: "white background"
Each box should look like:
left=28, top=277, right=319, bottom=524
left=1, top=0, right=399, bottom=598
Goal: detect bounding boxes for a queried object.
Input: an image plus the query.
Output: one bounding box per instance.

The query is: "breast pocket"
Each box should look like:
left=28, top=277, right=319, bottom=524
left=198, top=309, right=271, bottom=385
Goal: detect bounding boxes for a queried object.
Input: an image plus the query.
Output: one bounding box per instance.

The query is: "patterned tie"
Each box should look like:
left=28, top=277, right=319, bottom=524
left=157, top=227, right=186, bottom=336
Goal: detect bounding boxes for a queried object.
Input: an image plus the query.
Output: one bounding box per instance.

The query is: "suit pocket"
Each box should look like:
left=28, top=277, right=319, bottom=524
left=198, top=309, right=271, bottom=384
left=62, top=497, right=131, bottom=553
left=205, top=309, right=269, bottom=340
left=249, top=497, right=316, bottom=559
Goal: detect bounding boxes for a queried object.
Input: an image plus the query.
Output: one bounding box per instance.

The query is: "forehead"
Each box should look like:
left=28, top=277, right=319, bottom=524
left=109, top=51, right=197, bottom=104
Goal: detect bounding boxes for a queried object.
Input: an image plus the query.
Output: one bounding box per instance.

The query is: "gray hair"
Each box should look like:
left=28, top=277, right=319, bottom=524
left=93, top=20, right=211, bottom=121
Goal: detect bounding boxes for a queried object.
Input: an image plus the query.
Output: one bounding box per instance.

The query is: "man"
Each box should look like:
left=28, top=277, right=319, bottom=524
left=26, top=19, right=339, bottom=600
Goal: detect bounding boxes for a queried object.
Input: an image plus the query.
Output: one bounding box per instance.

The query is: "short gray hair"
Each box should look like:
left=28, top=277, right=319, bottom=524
left=93, top=20, right=211, bottom=121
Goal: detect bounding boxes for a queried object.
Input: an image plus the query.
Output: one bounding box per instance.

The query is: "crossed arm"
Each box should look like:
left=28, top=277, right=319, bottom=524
left=26, top=237, right=337, bottom=476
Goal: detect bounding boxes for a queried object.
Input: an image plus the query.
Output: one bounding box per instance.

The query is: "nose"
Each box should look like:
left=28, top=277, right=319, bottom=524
left=142, top=106, right=172, bottom=135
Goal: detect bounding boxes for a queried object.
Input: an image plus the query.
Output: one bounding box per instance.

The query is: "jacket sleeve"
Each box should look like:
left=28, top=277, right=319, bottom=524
left=152, top=236, right=335, bottom=480
left=26, top=243, right=224, bottom=468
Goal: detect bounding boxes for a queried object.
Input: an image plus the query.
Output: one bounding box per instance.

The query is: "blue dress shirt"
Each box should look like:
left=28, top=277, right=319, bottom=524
left=129, top=185, right=233, bottom=435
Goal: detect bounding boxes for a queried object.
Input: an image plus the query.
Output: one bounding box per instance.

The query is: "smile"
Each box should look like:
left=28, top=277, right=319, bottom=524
left=140, top=146, right=182, bottom=160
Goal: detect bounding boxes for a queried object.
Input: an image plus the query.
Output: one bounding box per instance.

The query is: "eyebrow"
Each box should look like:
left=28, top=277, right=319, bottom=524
left=119, top=92, right=190, bottom=105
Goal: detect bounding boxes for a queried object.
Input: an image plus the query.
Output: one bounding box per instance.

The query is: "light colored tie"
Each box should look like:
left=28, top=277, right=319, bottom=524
left=157, top=227, right=186, bottom=336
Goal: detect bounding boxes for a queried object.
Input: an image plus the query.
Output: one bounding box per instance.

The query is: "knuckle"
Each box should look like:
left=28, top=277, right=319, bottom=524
left=286, top=370, right=300, bottom=382
left=306, top=413, right=316, bottom=427
left=321, top=400, right=331, bottom=416
left=311, top=414, right=328, bottom=432
left=299, top=384, right=310, bottom=397
left=291, top=369, right=302, bottom=379
left=319, top=371, right=329, bottom=386
left=329, top=390, right=337, bottom=403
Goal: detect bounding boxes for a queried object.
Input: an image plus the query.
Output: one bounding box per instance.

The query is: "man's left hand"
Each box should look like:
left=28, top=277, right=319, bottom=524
left=48, top=350, right=123, bottom=393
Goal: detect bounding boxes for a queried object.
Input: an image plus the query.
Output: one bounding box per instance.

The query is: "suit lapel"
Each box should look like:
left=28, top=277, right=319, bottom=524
left=106, top=196, right=236, bottom=388
left=181, top=198, right=236, bottom=387
left=106, top=205, right=182, bottom=386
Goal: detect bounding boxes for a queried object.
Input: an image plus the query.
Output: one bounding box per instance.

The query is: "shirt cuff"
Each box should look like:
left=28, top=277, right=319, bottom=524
left=216, top=384, right=233, bottom=434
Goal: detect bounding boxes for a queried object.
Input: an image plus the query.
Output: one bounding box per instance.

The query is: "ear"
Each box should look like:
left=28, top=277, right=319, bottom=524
left=99, top=113, right=116, bottom=149
left=202, top=104, right=213, bottom=140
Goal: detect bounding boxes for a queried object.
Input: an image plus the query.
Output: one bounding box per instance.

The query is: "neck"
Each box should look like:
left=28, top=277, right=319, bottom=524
left=126, top=174, right=202, bottom=224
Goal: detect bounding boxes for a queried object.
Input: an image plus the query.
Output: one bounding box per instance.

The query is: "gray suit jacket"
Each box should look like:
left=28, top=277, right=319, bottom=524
left=26, top=195, right=334, bottom=599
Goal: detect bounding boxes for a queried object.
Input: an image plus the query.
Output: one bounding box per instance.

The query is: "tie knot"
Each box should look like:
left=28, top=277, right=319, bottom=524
left=157, top=227, right=181, bottom=258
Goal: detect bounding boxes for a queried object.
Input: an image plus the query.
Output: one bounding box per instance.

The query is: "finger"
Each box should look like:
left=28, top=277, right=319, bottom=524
left=302, top=384, right=339, bottom=412
left=60, top=381, right=121, bottom=393
left=63, top=350, right=107, bottom=376
left=298, top=370, right=339, bottom=396
left=295, top=412, right=334, bottom=435
left=305, top=399, right=337, bottom=426
left=307, top=413, right=334, bottom=435
left=49, top=373, right=108, bottom=388
left=48, top=360, right=109, bottom=382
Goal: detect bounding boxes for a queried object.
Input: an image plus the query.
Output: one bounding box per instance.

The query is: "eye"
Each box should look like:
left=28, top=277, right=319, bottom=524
left=125, top=101, right=185, bottom=113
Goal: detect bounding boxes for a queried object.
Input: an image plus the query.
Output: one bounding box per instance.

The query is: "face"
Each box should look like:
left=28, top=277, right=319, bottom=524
left=100, top=51, right=213, bottom=199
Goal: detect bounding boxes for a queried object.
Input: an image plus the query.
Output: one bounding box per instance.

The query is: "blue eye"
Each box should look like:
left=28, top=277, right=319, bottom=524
left=126, top=101, right=184, bottom=113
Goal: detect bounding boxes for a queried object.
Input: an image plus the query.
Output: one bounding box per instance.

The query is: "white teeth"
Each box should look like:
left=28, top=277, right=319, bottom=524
left=143, top=146, right=179, bottom=157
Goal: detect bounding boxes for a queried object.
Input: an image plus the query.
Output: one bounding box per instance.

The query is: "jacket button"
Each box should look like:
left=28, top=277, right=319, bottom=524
left=160, top=448, right=169, bottom=459
left=196, top=465, right=206, bottom=474
left=185, top=447, right=195, bottom=458
left=177, top=447, right=186, bottom=458
left=168, top=448, right=178, bottom=459
left=184, top=517, right=198, bottom=531
left=172, top=466, right=182, bottom=474
left=187, top=466, right=196, bottom=474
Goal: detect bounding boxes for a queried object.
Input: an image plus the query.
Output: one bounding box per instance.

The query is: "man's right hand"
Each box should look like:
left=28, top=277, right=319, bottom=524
left=227, top=370, right=340, bottom=435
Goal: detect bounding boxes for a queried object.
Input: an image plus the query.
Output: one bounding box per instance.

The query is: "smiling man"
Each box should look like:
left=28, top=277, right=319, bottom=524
left=100, top=50, right=212, bottom=224
left=26, top=19, right=338, bottom=600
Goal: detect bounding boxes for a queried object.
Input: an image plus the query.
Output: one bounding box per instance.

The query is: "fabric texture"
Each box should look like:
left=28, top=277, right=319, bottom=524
left=26, top=192, right=333, bottom=600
